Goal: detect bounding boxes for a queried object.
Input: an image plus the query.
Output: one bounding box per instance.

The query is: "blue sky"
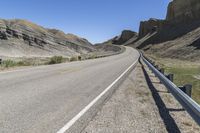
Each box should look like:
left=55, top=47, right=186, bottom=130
left=0, top=0, right=170, bottom=43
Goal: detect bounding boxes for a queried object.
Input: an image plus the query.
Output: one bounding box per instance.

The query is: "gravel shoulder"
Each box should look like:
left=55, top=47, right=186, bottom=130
left=83, top=60, right=200, bottom=133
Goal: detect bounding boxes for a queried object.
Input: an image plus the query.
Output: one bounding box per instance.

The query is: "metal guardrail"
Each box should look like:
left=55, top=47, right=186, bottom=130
left=141, top=54, right=200, bottom=126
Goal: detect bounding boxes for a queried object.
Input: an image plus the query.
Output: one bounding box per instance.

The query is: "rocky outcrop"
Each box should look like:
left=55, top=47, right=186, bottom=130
left=138, top=18, right=166, bottom=37
left=139, top=0, right=200, bottom=38
left=0, top=19, right=95, bottom=57
left=47, top=29, right=92, bottom=47
left=134, top=0, right=200, bottom=61
left=166, top=0, right=200, bottom=23
left=140, top=25, right=200, bottom=61
left=109, top=30, right=137, bottom=45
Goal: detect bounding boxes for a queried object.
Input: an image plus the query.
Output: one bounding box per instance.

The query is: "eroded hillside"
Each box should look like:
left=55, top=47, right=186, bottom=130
left=129, top=0, right=200, bottom=61
left=0, top=19, right=95, bottom=58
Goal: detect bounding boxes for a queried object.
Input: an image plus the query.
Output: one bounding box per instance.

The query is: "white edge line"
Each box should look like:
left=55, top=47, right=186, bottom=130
left=56, top=59, right=138, bottom=133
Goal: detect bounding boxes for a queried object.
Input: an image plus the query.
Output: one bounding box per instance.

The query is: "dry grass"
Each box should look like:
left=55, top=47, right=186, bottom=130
left=145, top=53, right=200, bottom=104
left=11, top=19, right=48, bottom=33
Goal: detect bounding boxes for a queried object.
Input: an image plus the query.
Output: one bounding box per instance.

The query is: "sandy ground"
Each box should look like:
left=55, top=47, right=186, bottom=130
left=83, top=60, right=200, bottom=133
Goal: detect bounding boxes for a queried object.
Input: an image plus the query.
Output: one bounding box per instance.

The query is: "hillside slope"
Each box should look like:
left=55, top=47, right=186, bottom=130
left=129, top=0, right=200, bottom=61
left=140, top=25, right=200, bottom=61
left=103, top=30, right=138, bottom=45
left=0, top=19, right=95, bottom=58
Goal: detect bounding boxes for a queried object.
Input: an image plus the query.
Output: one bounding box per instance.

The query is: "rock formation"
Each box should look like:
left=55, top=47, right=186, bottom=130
left=102, top=30, right=138, bottom=45
left=138, top=0, right=200, bottom=38
left=166, top=0, right=200, bottom=23
left=0, top=19, right=95, bottom=57
left=113, top=30, right=138, bottom=45
left=101, top=30, right=138, bottom=45
left=133, top=0, right=200, bottom=61
left=138, top=18, right=166, bottom=37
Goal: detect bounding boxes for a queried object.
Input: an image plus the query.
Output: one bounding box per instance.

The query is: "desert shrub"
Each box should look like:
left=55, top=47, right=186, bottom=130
left=17, top=61, right=32, bottom=66
left=1, top=60, right=17, bottom=68
left=91, top=54, right=97, bottom=59
left=48, top=56, right=64, bottom=64
left=17, top=61, right=25, bottom=66
left=87, top=54, right=97, bottom=59
left=69, top=56, right=78, bottom=62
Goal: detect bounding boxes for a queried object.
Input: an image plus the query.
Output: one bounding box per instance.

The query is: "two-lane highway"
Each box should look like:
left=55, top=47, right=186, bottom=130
left=0, top=47, right=139, bottom=133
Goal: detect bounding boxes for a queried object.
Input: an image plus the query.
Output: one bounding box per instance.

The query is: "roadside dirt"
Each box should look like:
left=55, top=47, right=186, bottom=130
left=83, top=60, right=200, bottom=133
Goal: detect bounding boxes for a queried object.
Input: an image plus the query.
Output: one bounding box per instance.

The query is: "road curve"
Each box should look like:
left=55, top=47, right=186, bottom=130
left=0, top=47, right=139, bottom=133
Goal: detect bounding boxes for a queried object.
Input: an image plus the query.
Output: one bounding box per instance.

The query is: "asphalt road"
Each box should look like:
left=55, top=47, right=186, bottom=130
left=0, top=47, right=139, bottom=133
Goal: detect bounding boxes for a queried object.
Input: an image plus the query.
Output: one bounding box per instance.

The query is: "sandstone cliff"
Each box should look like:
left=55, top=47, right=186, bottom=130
left=113, top=30, right=138, bottom=45
left=103, top=30, right=138, bottom=45
left=166, top=0, right=200, bottom=23
left=138, top=0, right=200, bottom=39
left=138, top=18, right=166, bottom=37
left=131, top=0, right=200, bottom=61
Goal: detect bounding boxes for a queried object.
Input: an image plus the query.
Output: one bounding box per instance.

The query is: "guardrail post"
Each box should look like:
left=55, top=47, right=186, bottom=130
left=0, top=59, right=2, bottom=65
left=159, top=68, right=165, bottom=74
left=166, top=74, right=174, bottom=82
left=142, top=54, right=200, bottom=125
left=179, top=84, right=192, bottom=97
left=155, top=65, right=159, bottom=70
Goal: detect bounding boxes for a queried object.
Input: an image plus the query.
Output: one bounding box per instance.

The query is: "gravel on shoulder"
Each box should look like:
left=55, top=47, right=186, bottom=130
left=83, top=63, right=167, bottom=133
left=83, top=60, right=200, bottom=133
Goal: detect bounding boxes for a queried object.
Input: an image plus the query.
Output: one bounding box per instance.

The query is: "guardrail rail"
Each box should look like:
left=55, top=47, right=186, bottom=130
left=141, top=54, right=200, bottom=126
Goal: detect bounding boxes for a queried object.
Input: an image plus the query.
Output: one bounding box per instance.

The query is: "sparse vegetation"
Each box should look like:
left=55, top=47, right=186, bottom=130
left=87, top=54, right=97, bottom=59
left=0, top=48, right=124, bottom=71
left=0, top=56, right=68, bottom=69
left=145, top=54, right=200, bottom=104
left=0, top=59, right=32, bottom=68
left=48, top=56, right=64, bottom=64
left=165, top=66, right=200, bottom=104
left=69, top=56, right=79, bottom=62
left=1, top=60, right=17, bottom=68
